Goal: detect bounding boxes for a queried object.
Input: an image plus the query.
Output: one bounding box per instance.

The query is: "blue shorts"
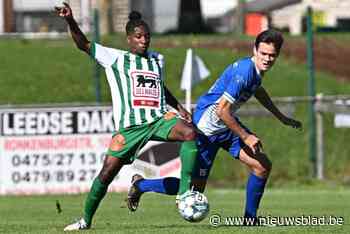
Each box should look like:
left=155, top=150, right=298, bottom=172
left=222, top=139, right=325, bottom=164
left=192, top=121, right=252, bottom=180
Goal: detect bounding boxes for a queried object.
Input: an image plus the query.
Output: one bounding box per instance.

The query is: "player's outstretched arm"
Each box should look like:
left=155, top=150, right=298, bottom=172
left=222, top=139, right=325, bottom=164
left=164, top=86, right=192, bottom=122
left=55, top=2, right=90, bottom=54
left=254, top=86, right=302, bottom=130
left=217, top=98, right=262, bottom=154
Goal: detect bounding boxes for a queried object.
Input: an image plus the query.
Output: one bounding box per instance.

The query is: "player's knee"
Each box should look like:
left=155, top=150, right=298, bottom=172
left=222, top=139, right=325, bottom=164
left=109, top=134, right=125, bottom=151
left=254, top=159, right=272, bottom=178
left=183, top=128, right=196, bottom=141
left=98, top=170, right=112, bottom=184
left=98, top=163, right=118, bottom=184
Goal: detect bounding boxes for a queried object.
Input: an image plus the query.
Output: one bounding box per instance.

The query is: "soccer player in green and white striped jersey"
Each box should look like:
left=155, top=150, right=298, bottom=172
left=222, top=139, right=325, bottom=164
left=56, top=3, right=198, bottom=231
left=90, top=34, right=167, bottom=130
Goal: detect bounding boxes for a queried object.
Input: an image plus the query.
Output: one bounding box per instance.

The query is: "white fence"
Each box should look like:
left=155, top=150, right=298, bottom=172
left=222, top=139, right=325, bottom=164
left=0, top=96, right=349, bottom=195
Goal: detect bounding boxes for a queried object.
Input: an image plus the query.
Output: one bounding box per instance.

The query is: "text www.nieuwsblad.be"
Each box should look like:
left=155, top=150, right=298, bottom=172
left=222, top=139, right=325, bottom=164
left=209, top=214, right=344, bottom=227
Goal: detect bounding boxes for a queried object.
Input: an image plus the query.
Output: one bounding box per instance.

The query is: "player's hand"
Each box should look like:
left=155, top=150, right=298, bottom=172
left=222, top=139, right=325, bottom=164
left=55, top=2, right=73, bottom=19
left=244, top=134, right=263, bottom=154
left=282, top=117, right=302, bottom=130
left=178, top=105, right=192, bottom=123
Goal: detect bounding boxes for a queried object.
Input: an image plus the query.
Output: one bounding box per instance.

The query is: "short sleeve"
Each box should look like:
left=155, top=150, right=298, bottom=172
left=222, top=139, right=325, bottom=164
left=223, top=75, right=243, bottom=103
left=90, top=42, right=124, bottom=68
left=222, top=64, right=249, bottom=103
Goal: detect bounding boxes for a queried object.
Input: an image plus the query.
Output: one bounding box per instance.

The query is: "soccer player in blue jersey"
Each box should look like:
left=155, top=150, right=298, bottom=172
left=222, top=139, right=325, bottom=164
left=127, top=29, right=302, bottom=223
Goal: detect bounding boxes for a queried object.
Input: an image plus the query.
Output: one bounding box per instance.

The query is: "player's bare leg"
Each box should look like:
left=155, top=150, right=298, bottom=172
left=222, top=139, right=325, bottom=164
left=127, top=118, right=197, bottom=211
left=64, top=135, right=126, bottom=231
left=239, top=145, right=271, bottom=178
left=167, top=119, right=196, bottom=141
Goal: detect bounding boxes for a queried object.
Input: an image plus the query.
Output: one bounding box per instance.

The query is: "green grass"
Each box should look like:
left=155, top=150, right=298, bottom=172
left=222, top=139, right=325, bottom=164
left=0, top=188, right=349, bottom=233
left=1, top=34, right=350, bottom=105
left=0, top=35, right=350, bottom=185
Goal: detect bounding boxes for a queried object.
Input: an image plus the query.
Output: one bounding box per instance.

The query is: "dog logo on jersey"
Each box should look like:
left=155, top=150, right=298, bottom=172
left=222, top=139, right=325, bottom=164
left=131, top=70, right=160, bottom=108
left=136, top=75, right=157, bottom=88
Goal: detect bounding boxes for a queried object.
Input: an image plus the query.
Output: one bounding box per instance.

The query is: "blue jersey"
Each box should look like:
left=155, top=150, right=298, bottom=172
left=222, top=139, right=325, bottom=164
left=194, top=57, right=262, bottom=136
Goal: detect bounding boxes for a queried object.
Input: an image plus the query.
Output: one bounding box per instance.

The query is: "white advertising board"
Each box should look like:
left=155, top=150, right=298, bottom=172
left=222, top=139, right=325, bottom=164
left=0, top=105, right=180, bottom=195
left=334, top=114, right=350, bottom=128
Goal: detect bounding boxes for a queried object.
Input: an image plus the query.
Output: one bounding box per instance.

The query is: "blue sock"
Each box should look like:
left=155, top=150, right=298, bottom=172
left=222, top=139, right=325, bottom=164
left=136, top=177, right=179, bottom=195
left=244, top=173, right=267, bottom=218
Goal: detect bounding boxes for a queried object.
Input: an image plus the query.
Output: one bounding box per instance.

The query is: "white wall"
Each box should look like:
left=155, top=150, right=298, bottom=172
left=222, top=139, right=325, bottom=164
left=153, top=0, right=179, bottom=33
left=80, top=0, right=91, bottom=33
left=201, top=0, right=236, bottom=18
left=13, top=0, right=62, bottom=11
left=0, top=0, right=3, bottom=33
left=153, top=0, right=237, bottom=33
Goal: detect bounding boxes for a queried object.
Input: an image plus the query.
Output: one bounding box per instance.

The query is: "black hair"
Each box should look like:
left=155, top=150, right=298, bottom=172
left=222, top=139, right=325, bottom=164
left=125, top=11, right=150, bottom=35
left=255, top=29, right=284, bottom=53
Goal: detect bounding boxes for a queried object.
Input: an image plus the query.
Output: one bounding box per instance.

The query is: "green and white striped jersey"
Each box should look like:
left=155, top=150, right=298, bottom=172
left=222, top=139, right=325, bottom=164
left=90, top=42, right=168, bottom=130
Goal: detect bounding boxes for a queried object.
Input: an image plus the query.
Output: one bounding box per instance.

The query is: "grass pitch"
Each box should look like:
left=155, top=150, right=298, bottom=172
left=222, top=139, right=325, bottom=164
left=0, top=188, right=348, bottom=233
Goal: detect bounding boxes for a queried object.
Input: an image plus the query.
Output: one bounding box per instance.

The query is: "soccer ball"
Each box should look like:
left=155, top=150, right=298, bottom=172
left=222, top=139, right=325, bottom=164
left=177, top=191, right=209, bottom=222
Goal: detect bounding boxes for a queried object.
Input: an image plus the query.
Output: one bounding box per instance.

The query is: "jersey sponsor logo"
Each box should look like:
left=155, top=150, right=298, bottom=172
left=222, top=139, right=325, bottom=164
left=133, top=100, right=159, bottom=108
left=136, top=75, right=157, bottom=88
left=131, top=70, right=161, bottom=108
left=131, top=70, right=159, bottom=97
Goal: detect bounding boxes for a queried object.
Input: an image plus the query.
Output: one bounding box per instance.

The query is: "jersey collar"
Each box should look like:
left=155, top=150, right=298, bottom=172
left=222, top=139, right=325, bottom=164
left=251, top=57, right=263, bottom=77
